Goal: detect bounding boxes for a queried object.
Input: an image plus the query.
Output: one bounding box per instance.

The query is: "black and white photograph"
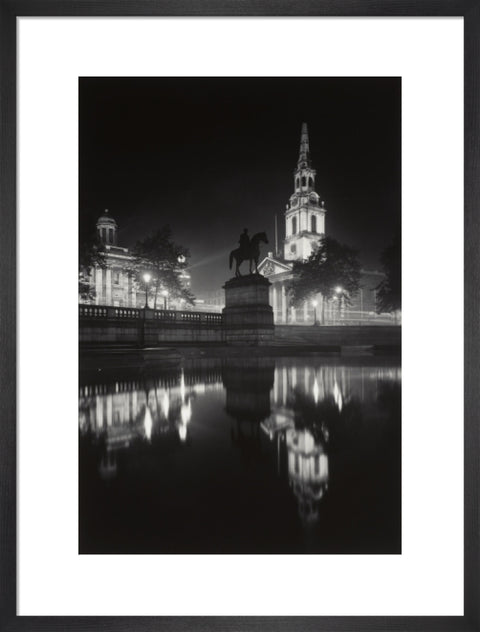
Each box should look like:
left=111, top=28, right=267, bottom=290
left=78, top=77, right=401, bottom=555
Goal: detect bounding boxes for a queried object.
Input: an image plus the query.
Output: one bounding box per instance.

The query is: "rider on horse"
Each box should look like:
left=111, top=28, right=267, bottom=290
left=229, top=229, right=268, bottom=277
left=239, top=228, right=250, bottom=259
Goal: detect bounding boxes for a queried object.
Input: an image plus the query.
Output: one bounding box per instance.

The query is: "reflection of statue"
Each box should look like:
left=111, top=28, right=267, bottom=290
left=223, top=357, right=275, bottom=423
left=229, top=231, right=269, bottom=277
left=223, top=357, right=275, bottom=460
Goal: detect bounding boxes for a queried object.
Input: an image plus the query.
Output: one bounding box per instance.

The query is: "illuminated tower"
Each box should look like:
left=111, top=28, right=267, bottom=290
left=284, top=123, right=326, bottom=261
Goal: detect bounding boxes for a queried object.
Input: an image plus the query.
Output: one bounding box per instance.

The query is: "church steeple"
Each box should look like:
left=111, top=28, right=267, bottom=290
left=293, top=122, right=316, bottom=194
left=298, top=122, right=310, bottom=168
left=283, top=123, right=327, bottom=262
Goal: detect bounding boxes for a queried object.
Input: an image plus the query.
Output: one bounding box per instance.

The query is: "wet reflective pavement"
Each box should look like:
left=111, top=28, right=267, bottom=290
left=79, top=355, right=401, bottom=554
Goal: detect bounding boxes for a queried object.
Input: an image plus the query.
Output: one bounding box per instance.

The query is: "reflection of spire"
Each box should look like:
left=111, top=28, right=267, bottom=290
left=180, top=399, right=192, bottom=425
left=180, top=369, right=186, bottom=401
left=99, top=450, right=117, bottom=481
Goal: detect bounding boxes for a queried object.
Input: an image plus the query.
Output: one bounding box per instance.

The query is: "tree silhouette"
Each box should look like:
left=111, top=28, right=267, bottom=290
left=288, top=236, right=361, bottom=324
left=133, top=225, right=195, bottom=309
left=79, top=225, right=105, bottom=302
left=376, top=235, right=401, bottom=317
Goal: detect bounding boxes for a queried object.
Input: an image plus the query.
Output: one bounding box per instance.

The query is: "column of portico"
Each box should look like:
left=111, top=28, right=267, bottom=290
left=304, top=301, right=309, bottom=323
left=106, top=268, right=112, bottom=305
left=95, top=267, right=103, bottom=305
left=281, top=284, right=287, bottom=323
left=130, top=275, right=137, bottom=307
left=272, top=284, right=277, bottom=323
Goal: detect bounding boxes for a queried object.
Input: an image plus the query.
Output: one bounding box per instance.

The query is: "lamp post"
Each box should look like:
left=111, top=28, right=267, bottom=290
left=335, top=286, right=343, bottom=323
left=312, top=299, right=318, bottom=326
left=162, top=289, right=169, bottom=310
left=143, top=273, right=151, bottom=309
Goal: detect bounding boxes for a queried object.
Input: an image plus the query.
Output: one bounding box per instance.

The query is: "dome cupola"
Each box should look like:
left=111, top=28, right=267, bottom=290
left=96, top=209, right=118, bottom=246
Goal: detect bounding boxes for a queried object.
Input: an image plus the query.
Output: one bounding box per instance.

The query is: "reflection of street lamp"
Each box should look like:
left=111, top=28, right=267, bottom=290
left=143, top=273, right=151, bottom=309
left=312, top=299, right=318, bottom=326
left=162, top=289, right=169, bottom=310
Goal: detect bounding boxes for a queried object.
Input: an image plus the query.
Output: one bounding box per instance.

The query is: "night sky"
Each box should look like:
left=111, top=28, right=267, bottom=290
left=79, top=77, right=400, bottom=293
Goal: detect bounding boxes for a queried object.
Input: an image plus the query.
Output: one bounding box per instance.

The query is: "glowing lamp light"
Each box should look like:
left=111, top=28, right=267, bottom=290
left=312, top=300, right=318, bottom=307
left=335, top=286, right=342, bottom=294
left=177, top=254, right=186, bottom=264
left=143, top=272, right=151, bottom=284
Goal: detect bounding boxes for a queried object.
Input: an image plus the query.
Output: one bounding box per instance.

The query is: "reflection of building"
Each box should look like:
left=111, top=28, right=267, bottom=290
left=260, top=360, right=401, bottom=525
left=258, top=123, right=387, bottom=324
left=222, top=358, right=274, bottom=423
left=286, top=428, right=329, bottom=525
left=81, top=209, right=191, bottom=308
left=79, top=365, right=224, bottom=457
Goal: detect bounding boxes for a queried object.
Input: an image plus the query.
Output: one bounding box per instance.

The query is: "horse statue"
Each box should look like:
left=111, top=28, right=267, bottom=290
left=229, top=232, right=269, bottom=277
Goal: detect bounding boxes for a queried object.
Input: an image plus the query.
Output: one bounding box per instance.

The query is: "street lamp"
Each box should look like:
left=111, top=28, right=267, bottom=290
left=335, top=286, right=343, bottom=323
left=312, top=299, right=318, bottom=326
left=162, top=289, right=169, bottom=310
left=143, top=273, right=151, bottom=309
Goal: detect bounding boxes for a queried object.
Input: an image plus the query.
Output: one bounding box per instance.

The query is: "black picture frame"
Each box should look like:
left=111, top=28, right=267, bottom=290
left=1, top=1, right=478, bottom=630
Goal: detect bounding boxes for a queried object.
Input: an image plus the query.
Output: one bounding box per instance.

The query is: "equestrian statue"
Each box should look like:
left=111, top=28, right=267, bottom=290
left=229, top=228, right=269, bottom=277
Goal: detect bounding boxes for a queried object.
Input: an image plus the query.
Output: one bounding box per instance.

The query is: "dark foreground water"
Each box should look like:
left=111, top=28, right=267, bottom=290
left=79, top=355, right=401, bottom=554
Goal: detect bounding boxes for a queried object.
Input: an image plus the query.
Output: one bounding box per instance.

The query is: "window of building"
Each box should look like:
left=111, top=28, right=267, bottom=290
left=290, top=244, right=297, bottom=254
left=114, top=271, right=120, bottom=284
left=292, top=216, right=297, bottom=234
left=311, top=215, right=317, bottom=233
left=296, top=177, right=300, bottom=190
left=108, top=228, right=114, bottom=243
left=301, top=176, right=306, bottom=187
left=308, top=177, right=313, bottom=188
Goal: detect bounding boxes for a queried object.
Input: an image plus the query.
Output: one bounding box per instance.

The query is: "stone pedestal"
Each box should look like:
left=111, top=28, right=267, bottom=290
left=222, top=274, right=274, bottom=345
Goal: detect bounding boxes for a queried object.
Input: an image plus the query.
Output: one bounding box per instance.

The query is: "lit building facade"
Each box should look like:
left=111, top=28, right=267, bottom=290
left=81, top=209, right=190, bottom=308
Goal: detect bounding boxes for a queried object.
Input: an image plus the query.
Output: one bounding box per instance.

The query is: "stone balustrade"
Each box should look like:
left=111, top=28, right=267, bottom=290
left=79, top=304, right=225, bottom=347
left=80, top=304, right=223, bottom=325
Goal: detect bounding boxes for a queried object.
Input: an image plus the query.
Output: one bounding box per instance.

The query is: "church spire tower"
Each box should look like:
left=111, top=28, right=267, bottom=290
left=284, top=123, right=326, bottom=261
left=298, top=122, right=310, bottom=168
